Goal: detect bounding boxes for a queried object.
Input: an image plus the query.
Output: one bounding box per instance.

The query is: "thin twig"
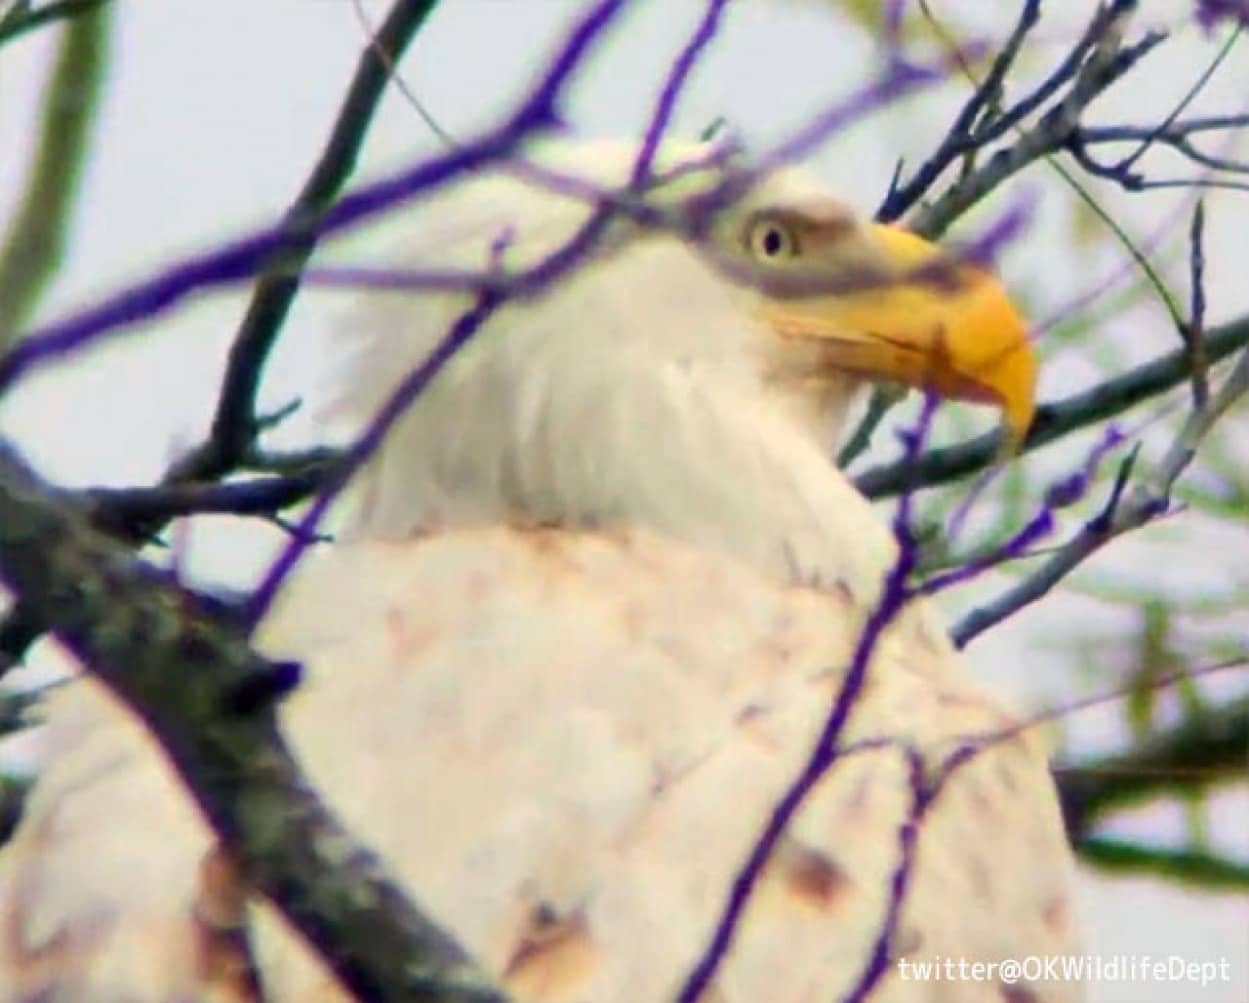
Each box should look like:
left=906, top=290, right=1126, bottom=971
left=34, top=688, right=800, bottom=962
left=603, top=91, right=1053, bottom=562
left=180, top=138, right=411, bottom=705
left=951, top=348, right=1249, bottom=647
left=168, top=0, right=448, bottom=484
left=911, top=14, right=1166, bottom=239
left=877, top=0, right=1040, bottom=222
left=1182, top=200, right=1210, bottom=408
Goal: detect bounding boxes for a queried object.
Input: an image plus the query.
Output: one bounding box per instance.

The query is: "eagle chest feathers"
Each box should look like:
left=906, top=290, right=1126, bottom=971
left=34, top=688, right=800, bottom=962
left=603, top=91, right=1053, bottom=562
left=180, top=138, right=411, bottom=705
left=0, top=140, right=1079, bottom=1003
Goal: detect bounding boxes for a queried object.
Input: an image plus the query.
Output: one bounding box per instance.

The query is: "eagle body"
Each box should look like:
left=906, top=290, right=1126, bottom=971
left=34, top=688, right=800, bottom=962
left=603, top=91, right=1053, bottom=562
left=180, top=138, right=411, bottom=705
left=0, top=140, right=1079, bottom=1002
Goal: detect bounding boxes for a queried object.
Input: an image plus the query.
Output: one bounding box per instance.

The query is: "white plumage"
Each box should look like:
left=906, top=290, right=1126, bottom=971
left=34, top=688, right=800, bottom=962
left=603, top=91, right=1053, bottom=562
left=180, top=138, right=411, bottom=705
left=0, top=140, right=1078, bottom=1003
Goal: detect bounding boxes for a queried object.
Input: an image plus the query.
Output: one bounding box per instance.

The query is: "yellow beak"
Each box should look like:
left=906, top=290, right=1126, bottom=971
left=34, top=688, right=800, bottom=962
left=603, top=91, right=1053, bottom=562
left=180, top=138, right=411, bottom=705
left=759, top=224, right=1036, bottom=446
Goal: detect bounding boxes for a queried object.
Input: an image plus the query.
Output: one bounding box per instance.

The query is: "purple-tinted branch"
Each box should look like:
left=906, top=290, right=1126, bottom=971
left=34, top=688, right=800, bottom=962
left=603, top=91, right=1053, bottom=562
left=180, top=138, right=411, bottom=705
left=840, top=749, right=932, bottom=1003
left=918, top=509, right=1056, bottom=596
left=674, top=396, right=941, bottom=1003
left=302, top=207, right=1018, bottom=302
left=943, top=464, right=1005, bottom=545
left=1060, top=27, right=1249, bottom=196
left=1065, top=137, right=1249, bottom=194
left=839, top=730, right=1006, bottom=1003
left=630, top=0, right=731, bottom=186
left=685, top=55, right=949, bottom=232
left=243, top=0, right=817, bottom=628
left=1115, top=22, right=1242, bottom=175
left=0, top=0, right=632, bottom=675
left=300, top=169, right=1024, bottom=304
left=0, top=0, right=631, bottom=397
left=880, top=0, right=1145, bottom=224
left=1196, top=0, right=1249, bottom=30
left=951, top=349, right=1249, bottom=647
left=244, top=290, right=501, bottom=627
left=246, top=0, right=859, bottom=627
left=85, top=467, right=333, bottom=525
left=841, top=646, right=1248, bottom=992
left=11, top=11, right=945, bottom=652
left=782, top=655, right=1249, bottom=881
left=0, top=441, right=507, bottom=1003
left=918, top=425, right=1126, bottom=594
left=140, top=57, right=954, bottom=307
left=945, top=655, right=1249, bottom=857
left=1080, top=114, right=1249, bottom=143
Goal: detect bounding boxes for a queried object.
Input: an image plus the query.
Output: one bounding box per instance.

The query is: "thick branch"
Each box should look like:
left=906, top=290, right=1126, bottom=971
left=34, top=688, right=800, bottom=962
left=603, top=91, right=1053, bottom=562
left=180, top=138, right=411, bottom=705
left=0, top=441, right=505, bottom=1003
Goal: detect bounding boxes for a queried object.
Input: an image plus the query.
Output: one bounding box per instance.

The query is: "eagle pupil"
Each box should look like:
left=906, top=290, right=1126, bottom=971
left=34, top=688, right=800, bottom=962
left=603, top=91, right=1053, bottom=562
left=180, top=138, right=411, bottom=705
left=763, top=228, right=784, bottom=256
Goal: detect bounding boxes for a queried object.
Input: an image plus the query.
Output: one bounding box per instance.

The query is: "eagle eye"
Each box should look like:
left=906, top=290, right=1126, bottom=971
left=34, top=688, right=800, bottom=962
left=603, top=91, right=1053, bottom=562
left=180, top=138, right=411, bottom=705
left=746, top=217, right=800, bottom=261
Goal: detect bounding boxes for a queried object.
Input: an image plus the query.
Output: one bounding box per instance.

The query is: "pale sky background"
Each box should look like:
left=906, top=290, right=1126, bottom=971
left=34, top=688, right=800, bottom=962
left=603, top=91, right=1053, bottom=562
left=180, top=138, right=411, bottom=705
left=0, top=2, right=1246, bottom=1000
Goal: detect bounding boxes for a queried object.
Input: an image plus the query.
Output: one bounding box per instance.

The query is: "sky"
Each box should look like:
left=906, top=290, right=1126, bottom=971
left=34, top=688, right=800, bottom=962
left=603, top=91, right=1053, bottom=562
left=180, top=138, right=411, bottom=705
left=0, top=2, right=1246, bottom=1000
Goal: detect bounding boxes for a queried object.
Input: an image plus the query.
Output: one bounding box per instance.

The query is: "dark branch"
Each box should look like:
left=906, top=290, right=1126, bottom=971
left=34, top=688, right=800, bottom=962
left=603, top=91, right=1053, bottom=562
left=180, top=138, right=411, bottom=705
left=877, top=0, right=1040, bottom=222
left=0, top=440, right=507, bottom=1003
left=910, top=22, right=1166, bottom=239
left=0, top=0, right=629, bottom=668
left=85, top=465, right=335, bottom=530
left=1182, top=200, right=1211, bottom=408
left=167, top=0, right=446, bottom=485
left=880, top=0, right=1161, bottom=236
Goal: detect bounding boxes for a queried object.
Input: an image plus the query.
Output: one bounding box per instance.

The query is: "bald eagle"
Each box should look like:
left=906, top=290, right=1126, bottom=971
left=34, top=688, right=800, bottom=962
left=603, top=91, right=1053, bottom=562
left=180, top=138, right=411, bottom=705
left=0, top=140, right=1079, bottom=1003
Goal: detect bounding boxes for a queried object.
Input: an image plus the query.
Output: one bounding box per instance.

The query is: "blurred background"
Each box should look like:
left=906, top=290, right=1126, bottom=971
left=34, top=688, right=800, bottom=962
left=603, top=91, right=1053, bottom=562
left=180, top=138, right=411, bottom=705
left=0, top=2, right=1245, bottom=1000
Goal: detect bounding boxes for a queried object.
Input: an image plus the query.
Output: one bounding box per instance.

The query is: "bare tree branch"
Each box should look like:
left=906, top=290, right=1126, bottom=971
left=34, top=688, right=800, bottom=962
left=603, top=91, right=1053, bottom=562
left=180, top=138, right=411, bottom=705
left=879, top=0, right=1164, bottom=237
left=0, top=440, right=508, bottom=1003
left=951, top=347, right=1249, bottom=647
left=676, top=396, right=943, bottom=1003
left=877, top=0, right=1040, bottom=223
left=166, top=0, right=447, bottom=485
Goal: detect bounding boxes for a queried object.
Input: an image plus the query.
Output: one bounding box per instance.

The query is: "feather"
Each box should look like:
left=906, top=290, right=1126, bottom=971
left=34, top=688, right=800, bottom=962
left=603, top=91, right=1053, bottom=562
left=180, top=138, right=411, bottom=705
left=0, top=139, right=1076, bottom=1002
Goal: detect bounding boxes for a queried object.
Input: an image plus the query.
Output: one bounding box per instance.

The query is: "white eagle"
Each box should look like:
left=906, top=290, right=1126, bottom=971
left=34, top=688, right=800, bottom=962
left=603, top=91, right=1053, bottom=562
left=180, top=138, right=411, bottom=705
left=0, top=140, right=1079, bottom=1003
